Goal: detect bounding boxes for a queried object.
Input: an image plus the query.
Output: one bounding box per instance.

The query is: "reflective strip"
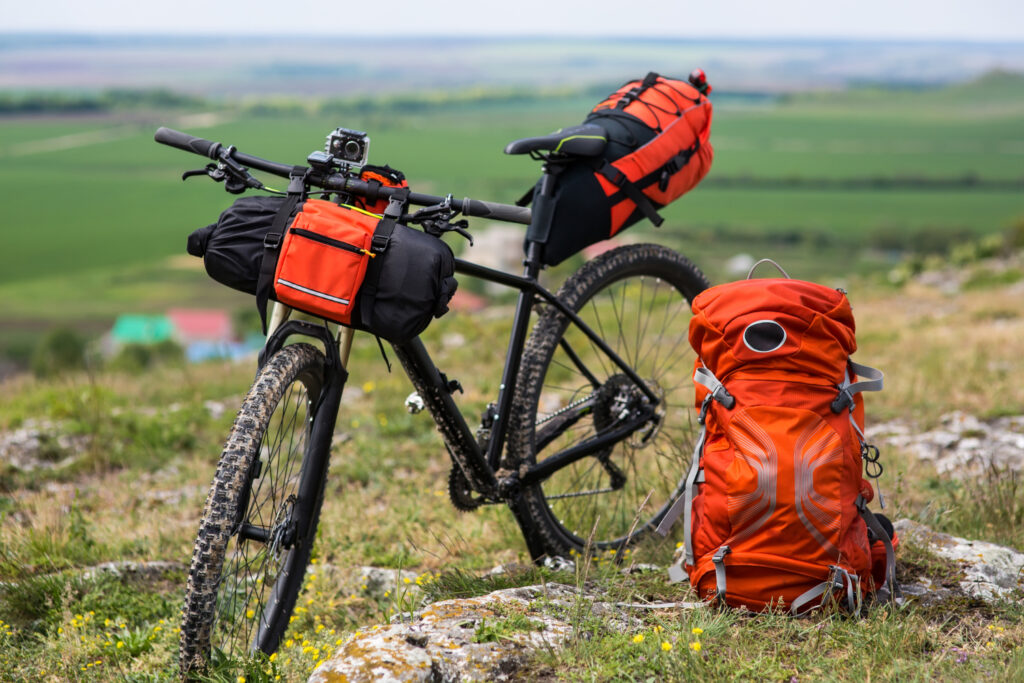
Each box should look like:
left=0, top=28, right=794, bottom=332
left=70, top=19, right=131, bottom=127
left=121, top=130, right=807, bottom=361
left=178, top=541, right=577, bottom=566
left=276, top=278, right=351, bottom=306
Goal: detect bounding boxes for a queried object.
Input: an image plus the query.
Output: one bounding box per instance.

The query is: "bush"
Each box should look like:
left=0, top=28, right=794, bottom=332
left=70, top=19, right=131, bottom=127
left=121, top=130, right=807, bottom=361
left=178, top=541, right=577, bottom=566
left=30, top=328, right=86, bottom=378
left=108, top=341, right=184, bottom=374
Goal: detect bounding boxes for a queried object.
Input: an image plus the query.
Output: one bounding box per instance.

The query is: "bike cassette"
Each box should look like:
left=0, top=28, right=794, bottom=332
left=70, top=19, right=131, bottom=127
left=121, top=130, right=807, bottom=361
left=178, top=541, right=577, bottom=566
left=448, top=466, right=485, bottom=511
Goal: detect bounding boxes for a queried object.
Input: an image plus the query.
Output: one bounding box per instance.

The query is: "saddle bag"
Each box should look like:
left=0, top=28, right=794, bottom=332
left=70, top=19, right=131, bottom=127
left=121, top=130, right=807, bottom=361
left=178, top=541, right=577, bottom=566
left=657, top=262, right=898, bottom=613
left=540, top=71, right=714, bottom=265
left=187, top=194, right=457, bottom=344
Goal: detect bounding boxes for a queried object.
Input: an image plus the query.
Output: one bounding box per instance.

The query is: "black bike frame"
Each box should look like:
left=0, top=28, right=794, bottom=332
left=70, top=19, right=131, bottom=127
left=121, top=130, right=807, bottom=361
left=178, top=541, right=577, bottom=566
left=152, top=127, right=662, bottom=504
left=392, top=182, right=660, bottom=502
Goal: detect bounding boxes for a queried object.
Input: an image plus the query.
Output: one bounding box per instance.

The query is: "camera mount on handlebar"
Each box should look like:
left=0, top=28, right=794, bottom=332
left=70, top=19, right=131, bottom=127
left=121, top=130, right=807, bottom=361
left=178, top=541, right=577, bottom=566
left=182, top=145, right=268, bottom=194
left=408, top=194, right=474, bottom=245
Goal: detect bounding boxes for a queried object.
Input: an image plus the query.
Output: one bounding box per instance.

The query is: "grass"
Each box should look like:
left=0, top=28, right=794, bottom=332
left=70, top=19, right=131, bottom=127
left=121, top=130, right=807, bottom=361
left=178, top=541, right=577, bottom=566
left=1, top=254, right=1023, bottom=679
left=0, top=74, right=1023, bottom=678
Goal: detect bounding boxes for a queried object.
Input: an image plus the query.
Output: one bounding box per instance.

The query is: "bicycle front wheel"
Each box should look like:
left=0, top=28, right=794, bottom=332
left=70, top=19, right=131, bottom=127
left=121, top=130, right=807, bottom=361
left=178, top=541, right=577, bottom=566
left=509, top=244, right=709, bottom=559
left=180, top=343, right=328, bottom=674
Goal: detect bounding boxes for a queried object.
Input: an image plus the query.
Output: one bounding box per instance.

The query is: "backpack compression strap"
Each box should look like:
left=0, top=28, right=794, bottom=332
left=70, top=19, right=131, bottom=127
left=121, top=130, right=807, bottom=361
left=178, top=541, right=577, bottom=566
left=832, top=361, right=884, bottom=413
left=857, top=496, right=901, bottom=605
left=789, top=566, right=862, bottom=615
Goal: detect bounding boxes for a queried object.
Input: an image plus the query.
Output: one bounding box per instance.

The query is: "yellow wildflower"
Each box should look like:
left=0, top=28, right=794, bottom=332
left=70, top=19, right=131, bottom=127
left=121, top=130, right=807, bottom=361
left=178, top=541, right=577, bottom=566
left=691, top=627, right=704, bottom=636
left=661, top=641, right=673, bottom=651
left=690, top=642, right=702, bottom=652
left=632, top=634, right=644, bottom=643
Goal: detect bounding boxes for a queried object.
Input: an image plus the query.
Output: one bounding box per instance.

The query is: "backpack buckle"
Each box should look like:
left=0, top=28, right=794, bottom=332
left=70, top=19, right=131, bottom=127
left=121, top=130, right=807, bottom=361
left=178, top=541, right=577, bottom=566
left=263, top=232, right=282, bottom=249
left=371, top=232, right=390, bottom=254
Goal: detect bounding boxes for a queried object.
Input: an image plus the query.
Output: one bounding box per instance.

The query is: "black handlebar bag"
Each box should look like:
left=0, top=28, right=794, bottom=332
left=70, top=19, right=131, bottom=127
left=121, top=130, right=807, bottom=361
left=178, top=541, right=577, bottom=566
left=187, top=195, right=457, bottom=344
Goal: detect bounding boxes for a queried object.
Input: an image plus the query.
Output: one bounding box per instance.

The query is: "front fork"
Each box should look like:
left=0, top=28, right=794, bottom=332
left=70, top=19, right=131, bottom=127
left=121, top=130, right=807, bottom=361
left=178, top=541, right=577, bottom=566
left=247, top=303, right=350, bottom=551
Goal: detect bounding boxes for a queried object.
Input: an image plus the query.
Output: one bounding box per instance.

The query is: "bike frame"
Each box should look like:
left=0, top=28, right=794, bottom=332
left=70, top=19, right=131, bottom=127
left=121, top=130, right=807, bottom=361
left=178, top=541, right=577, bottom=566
left=263, top=168, right=660, bottom=506
left=152, top=126, right=662, bottom=507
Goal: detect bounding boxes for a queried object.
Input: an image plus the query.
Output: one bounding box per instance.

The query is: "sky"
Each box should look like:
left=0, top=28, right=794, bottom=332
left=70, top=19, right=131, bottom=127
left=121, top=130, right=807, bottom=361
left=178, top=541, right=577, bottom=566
left=1, top=0, right=1023, bottom=41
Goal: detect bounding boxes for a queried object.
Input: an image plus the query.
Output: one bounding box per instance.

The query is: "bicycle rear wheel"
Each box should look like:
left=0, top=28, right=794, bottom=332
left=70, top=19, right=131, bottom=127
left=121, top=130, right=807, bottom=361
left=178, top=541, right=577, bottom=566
left=180, top=343, right=328, bottom=674
left=509, top=244, right=708, bottom=559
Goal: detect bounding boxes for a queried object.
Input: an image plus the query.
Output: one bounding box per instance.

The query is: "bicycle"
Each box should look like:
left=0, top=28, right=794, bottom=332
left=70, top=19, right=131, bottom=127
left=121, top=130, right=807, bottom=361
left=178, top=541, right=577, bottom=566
left=154, top=123, right=710, bottom=674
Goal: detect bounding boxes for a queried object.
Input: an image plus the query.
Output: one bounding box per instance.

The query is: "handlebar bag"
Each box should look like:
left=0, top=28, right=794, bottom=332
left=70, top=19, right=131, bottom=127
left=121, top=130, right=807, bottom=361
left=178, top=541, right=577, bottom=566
left=352, top=164, right=408, bottom=215
left=540, top=72, right=714, bottom=266
left=186, top=196, right=457, bottom=344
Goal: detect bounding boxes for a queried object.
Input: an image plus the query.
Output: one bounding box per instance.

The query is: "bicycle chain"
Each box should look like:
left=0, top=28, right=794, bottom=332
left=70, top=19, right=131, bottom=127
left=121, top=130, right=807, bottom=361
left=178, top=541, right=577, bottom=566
left=533, top=392, right=596, bottom=426
left=544, top=486, right=618, bottom=500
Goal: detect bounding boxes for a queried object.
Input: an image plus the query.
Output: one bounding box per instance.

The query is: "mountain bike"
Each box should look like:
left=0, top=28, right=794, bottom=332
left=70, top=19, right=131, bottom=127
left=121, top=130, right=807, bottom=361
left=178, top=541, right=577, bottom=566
left=154, top=123, right=709, bottom=673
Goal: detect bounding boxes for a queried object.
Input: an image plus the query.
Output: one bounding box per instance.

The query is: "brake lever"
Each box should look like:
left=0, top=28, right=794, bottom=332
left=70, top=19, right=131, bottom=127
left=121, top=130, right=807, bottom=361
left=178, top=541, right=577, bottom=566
left=181, top=146, right=267, bottom=195
left=182, top=167, right=212, bottom=181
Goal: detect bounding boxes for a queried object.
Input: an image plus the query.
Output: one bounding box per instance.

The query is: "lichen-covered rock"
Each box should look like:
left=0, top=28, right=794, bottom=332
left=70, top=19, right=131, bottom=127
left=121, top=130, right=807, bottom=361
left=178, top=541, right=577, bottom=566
left=309, top=584, right=587, bottom=683
left=358, top=567, right=421, bottom=599
left=0, top=420, right=89, bottom=471
left=869, top=412, right=1024, bottom=475
left=895, top=519, right=1024, bottom=602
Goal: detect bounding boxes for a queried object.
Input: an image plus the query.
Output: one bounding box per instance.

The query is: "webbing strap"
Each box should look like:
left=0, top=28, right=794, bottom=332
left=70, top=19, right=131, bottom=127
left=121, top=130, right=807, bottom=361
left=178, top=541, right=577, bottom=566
left=694, top=366, right=736, bottom=410
left=712, top=546, right=731, bottom=602
left=789, top=567, right=861, bottom=615
left=832, top=362, right=884, bottom=413
left=857, top=496, right=900, bottom=605
left=357, top=189, right=408, bottom=315
left=255, top=168, right=306, bottom=333
left=594, top=160, right=664, bottom=227
left=656, top=425, right=705, bottom=551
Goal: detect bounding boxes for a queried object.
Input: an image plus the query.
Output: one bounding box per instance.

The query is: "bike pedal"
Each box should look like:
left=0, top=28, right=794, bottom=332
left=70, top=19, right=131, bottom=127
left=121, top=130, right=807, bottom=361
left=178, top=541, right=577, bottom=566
left=405, top=392, right=425, bottom=414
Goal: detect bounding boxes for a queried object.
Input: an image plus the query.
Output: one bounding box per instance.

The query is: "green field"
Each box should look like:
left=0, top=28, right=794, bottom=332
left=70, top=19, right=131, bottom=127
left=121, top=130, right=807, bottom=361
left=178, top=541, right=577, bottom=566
left=0, top=74, right=1022, bottom=359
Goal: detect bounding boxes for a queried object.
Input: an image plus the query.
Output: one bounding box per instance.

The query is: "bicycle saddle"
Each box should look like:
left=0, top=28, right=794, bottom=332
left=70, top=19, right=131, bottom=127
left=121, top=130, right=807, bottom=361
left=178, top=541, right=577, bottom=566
left=504, top=124, right=607, bottom=157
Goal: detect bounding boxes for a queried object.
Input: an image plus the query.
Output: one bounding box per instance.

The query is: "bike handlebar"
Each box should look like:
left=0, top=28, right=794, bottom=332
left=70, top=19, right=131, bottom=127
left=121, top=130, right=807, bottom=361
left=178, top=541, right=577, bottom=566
left=154, top=127, right=533, bottom=225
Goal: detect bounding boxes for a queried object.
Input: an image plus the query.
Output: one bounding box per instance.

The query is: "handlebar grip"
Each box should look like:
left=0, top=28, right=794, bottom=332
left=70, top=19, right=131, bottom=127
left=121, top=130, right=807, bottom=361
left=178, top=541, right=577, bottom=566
left=460, top=198, right=532, bottom=225
left=154, top=127, right=221, bottom=159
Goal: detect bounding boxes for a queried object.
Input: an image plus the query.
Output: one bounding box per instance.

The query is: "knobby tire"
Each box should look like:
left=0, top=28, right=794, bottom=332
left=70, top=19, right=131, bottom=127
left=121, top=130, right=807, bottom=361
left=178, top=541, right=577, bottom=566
left=180, top=343, right=328, bottom=674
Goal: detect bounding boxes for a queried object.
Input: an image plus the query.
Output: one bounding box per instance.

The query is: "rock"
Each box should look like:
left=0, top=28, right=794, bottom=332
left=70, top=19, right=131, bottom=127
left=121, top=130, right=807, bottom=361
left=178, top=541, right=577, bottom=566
left=81, top=560, right=186, bottom=582
left=869, top=412, right=1024, bottom=475
left=895, top=519, right=1024, bottom=602
left=725, top=253, right=756, bottom=277
left=310, top=583, right=647, bottom=683
left=0, top=420, right=90, bottom=472
left=359, top=567, right=421, bottom=599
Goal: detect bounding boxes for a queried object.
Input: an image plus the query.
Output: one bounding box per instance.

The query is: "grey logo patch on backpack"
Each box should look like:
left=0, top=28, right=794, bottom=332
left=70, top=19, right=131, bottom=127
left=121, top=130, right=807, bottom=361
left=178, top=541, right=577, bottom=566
left=743, top=320, right=787, bottom=353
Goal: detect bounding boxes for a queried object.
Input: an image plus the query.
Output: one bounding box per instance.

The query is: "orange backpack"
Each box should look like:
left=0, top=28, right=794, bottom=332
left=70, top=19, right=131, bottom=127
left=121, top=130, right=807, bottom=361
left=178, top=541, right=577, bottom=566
left=659, top=263, right=898, bottom=613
